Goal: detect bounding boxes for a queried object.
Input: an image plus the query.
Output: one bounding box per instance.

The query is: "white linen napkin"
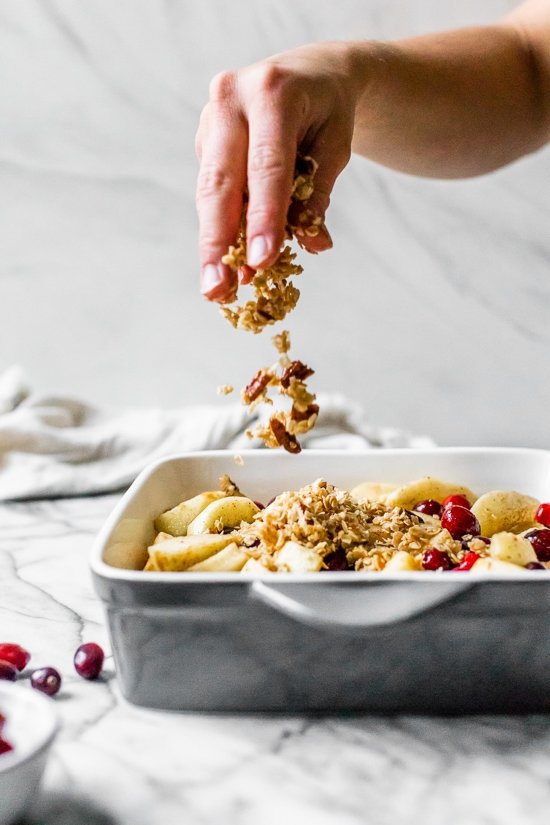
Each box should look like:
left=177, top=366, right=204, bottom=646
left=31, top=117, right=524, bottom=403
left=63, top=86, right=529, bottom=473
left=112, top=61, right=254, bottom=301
left=0, top=366, right=433, bottom=501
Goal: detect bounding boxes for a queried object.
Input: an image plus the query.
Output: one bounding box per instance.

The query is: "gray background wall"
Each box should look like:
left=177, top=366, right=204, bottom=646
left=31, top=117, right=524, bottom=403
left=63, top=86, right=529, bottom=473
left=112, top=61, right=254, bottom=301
left=1, top=0, right=548, bottom=446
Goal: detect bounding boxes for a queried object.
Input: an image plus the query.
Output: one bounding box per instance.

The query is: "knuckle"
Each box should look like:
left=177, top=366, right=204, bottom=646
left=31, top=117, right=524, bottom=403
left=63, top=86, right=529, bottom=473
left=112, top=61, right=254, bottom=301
left=246, top=205, right=284, bottom=233
left=249, top=143, right=288, bottom=178
left=254, top=63, right=288, bottom=93
left=196, top=162, right=234, bottom=202
left=198, top=230, right=223, bottom=253
left=209, top=70, right=236, bottom=103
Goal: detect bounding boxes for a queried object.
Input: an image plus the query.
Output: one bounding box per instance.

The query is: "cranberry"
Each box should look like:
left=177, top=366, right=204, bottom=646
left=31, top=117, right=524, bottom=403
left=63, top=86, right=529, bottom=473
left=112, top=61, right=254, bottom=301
left=441, top=504, right=480, bottom=539
left=253, top=501, right=265, bottom=511
left=526, top=562, right=546, bottom=570
left=30, top=667, right=61, bottom=697
left=535, top=503, right=550, bottom=528
left=0, top=738, right=13, bottom=756
left=0, top=661, right=17, bottom=682
left=422, top=549, right=454, bottom=571
left=0, top=644, right=31, bottom=672
left=74, top=643, right=104, bottom=680
left=453, top=551, right=481, bottom=571
left=324, top=550, right=350, bottom=571
left=525, top=530, right=550, bottom=562
left=442, top=494, right=471, bottom=510
left=413, top=499, right=443, bottom=517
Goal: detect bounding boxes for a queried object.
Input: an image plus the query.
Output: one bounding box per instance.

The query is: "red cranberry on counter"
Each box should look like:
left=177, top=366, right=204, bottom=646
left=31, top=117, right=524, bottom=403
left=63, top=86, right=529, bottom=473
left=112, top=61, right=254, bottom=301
left=453, top=551, right=481, bottom=572
left=413, top=499, right=443, bottom=517
left=0, top=643, right=31, bottom=672
left=441, top=505, right=480, bottom=540
left=525, top=530, right=550, bottom=562
left=525, top=562, right=546, bottom=570
left=422, top=549, right=454, bottom=571
left=442, top=494, right=471, bottom=510
left=535, top=503, right=550, bottom=529
left=30, top=667, right=62, bottom=697
left=0, top=661, right=17, bottom=682
left=74, top=643, right=104, bottom=680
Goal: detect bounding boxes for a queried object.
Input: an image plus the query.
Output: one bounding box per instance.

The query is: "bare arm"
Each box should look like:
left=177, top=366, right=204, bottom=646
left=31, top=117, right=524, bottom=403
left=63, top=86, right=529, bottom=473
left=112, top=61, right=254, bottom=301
left=196, top=1, right=550, bottom=301
left=352, top=1, right=550, bottom=177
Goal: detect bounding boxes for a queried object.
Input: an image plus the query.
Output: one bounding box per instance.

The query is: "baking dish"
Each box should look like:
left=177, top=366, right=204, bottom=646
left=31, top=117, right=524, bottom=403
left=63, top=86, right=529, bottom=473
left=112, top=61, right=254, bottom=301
left=91, top=448, right=550, bottom=713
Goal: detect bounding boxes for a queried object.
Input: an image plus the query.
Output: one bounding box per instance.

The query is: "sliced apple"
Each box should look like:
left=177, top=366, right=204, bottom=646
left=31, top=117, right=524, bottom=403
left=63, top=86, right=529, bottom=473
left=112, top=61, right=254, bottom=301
left=471, top=490, right=539, bottom=537
left=383, top=550, right=421, bottom=572
left=470, top=557, right=529, bottom=574
left=274, top=541, right=322, bottom=573
left=350, top=481, right=396, bottom=503
left=386, top=477, right=477, bottom=510
left=241, top=558, right=273, bottom=574
left=489, top=531, right=537, bottom=566
left=148, top=533, right=238, bottom=572
left=187, top=543, right=249, bottom=572
left=186, top=496, right=259, bottom=535
left=154, top=491, right=226, bottom=536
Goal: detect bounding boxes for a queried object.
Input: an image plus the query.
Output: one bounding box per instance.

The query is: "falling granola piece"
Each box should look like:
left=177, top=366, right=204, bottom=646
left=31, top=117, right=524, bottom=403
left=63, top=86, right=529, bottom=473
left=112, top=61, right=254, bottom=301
left=269, top=416, right=302, bottom=454
left=239, top=332, right=318, bottom=452
left=241, top=369, right=274, bottom=405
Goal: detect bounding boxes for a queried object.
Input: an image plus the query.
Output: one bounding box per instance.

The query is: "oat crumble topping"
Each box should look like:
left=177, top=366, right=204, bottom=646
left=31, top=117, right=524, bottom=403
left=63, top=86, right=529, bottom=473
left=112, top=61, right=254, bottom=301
left=238, top=479, right=469, bottom=571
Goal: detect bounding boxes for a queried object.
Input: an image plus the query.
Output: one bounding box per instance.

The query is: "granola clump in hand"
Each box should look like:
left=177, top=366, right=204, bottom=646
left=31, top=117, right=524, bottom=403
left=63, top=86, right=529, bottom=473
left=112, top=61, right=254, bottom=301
left=220, top=156, right=319, bottom=335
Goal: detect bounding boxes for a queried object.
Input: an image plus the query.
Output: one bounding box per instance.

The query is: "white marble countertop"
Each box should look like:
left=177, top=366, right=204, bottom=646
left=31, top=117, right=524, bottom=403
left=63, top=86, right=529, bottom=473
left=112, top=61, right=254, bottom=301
left=2, top=494, right=550, bottom=825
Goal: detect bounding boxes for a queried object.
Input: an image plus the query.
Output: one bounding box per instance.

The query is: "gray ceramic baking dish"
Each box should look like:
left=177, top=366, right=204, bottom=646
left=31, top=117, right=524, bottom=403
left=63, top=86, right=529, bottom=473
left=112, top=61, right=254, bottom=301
left=91, top=448, right=550, bottom=713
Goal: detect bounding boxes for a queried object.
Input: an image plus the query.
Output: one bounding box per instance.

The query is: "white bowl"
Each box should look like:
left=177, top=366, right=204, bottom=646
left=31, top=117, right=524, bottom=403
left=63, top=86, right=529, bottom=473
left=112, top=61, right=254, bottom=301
left=0, top=683, right=58, bottom=825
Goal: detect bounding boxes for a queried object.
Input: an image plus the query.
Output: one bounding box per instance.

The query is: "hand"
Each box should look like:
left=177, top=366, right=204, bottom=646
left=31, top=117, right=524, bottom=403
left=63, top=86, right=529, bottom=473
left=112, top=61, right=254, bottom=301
left=196, top=42, right=361, bottom=302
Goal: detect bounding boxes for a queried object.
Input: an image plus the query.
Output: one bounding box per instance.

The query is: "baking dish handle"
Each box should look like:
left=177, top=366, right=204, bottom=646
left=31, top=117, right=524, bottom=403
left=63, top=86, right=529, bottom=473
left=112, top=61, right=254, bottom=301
left=249, top=580, right=472, bottom=631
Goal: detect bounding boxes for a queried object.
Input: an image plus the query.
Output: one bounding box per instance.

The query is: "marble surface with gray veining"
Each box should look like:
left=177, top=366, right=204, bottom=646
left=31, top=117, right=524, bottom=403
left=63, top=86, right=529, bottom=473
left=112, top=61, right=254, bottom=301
left=2, top=494, right=550, bottom=825
left=1, top=0, right=549, bottom=447
left=2, top=3, right=550, bottom=821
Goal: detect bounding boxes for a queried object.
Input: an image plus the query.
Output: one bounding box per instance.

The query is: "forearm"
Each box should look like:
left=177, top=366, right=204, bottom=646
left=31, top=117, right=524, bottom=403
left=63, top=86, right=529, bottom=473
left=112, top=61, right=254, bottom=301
left=351, top=22, right=550, bottom=178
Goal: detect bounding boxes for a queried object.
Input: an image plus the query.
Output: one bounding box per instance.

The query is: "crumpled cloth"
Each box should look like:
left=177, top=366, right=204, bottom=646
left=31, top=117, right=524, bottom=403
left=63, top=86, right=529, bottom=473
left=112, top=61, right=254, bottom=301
left=0, top=366, right=433, bottom=501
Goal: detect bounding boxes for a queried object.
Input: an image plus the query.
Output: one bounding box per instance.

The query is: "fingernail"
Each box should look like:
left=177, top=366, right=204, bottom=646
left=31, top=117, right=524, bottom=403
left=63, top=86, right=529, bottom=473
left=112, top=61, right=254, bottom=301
left=201, top=263, right=224, bottom=295
left=248, top=235, right=268, bottom=267
left=319, top=223, right=333, bottom=248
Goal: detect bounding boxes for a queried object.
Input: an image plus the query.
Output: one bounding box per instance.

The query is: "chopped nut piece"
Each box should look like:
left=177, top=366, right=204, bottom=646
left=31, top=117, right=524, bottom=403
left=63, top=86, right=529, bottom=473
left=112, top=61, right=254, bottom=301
left=216, top=384, right=234, bottom=396
left=269, top=416, right=301, bottom=454
left=280, top=360, right=314, bottom=389
left=242, top=369, right=273, bottom=405
left=291, top=403, right=320, bottom=422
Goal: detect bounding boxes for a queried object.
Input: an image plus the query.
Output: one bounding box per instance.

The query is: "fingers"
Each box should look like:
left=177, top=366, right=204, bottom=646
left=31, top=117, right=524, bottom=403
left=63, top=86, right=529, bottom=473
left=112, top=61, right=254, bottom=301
left=244, top=68, right=302, bottom=269
left=196, top=73, right=248, bottom=302
left=289, top=119, right=352, bottom=254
